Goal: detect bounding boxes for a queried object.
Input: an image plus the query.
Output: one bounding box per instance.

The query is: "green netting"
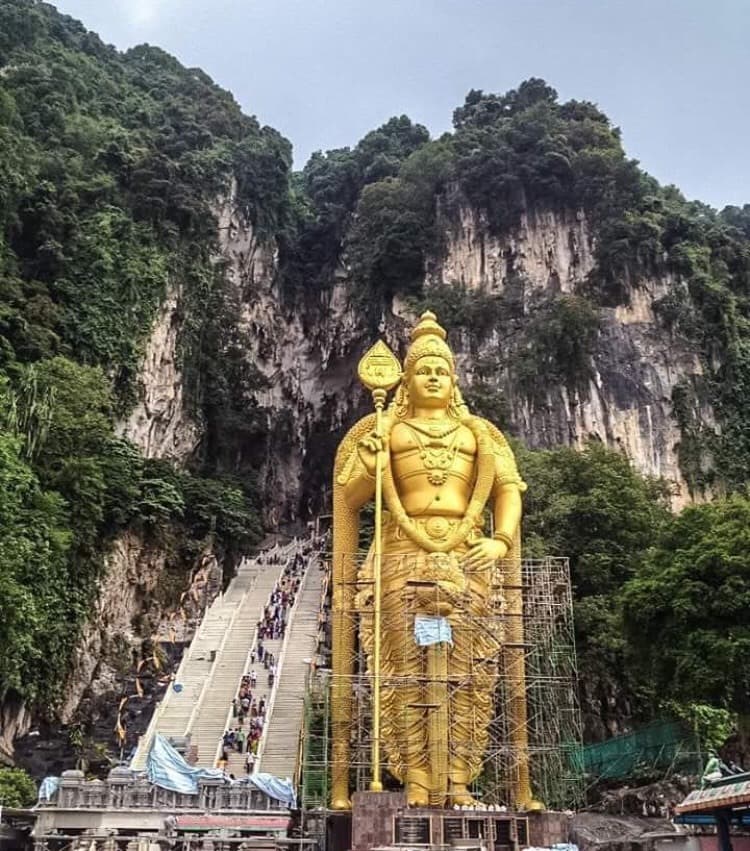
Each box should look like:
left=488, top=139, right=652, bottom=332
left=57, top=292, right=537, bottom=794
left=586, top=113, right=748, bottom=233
left=575, top=719, right=701, bottom=781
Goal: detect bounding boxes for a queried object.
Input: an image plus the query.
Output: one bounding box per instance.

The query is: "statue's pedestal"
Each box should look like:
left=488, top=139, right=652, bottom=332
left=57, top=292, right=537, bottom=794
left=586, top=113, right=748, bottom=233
left=346, top=791, right=570, bottom=851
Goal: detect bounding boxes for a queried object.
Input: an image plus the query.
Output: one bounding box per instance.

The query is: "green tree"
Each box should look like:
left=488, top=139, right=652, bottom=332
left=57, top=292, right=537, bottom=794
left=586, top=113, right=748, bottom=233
left=518, top=441, right=670, bottom=735
left=520, top=442, right=669, bottom=596
left=622, top=495, right=750, bottom=716
left=0, top=767, right=36, bottom=808
left=0, top=380, right=71, bottom=701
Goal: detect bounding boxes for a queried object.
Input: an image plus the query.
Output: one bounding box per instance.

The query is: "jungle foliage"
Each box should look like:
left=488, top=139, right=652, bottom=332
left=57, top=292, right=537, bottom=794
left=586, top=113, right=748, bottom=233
left=2, top=0, right=750, bottom=751
left=0, top=0, right=277, bottom=707
left=622, top=495, right=750, bottom=719
left=0, top=766, right=36, bottom=807
left=521, top=444, right=750, bottom=741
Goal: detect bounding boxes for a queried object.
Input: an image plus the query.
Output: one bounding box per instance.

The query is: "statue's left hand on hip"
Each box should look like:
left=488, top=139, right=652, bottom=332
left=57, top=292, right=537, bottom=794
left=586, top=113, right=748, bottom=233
left=461, top=537, right=508, bottom=571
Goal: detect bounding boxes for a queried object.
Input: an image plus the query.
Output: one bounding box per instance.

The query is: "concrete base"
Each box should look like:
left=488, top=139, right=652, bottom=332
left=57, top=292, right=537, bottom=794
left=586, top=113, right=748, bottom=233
left=327, top=810, right=353, bottom=851
left=349, top=791, right=570, bottom=851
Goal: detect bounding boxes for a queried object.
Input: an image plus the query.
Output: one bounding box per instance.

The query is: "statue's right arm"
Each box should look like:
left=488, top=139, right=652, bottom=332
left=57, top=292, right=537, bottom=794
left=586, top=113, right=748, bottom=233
left=335, top=415, right=379, bottom=510
left=342, top=451, right=376, bottom=510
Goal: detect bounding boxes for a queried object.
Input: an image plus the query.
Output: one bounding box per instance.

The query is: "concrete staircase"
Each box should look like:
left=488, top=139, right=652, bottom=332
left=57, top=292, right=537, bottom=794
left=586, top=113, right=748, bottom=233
left=188, top=557, right=289, bottom=768
left=257, top=561, right=323, bottom=780
left=131, top=550, right=291, bottom=770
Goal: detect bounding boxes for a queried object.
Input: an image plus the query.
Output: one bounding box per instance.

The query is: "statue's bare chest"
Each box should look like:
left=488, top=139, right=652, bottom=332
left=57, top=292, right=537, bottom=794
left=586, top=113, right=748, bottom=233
left=390, top=420, right=477, bottom=489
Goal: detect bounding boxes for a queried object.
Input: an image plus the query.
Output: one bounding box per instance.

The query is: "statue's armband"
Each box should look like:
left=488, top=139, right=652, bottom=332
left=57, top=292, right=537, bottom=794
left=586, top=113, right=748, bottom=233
left=491, top=442, right=526, bottom=496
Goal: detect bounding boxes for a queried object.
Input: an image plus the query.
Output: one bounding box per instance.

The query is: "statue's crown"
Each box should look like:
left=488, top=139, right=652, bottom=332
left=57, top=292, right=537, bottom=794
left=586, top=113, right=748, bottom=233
left=404, top=311, right=454, bottom=374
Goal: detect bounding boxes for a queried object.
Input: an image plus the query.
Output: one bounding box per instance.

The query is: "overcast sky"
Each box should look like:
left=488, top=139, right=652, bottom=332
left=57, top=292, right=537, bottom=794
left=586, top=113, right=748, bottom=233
left=52, top=0, right=749, bottom=210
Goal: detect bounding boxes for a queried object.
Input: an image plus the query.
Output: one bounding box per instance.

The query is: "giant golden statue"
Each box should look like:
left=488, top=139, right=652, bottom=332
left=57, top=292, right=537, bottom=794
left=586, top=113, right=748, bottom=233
left=331, top=312, right=532, bottom=810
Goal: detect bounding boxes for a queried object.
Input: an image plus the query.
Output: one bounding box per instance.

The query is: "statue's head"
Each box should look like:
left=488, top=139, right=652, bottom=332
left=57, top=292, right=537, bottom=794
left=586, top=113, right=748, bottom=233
left=395, top=312, right=466, bottom=419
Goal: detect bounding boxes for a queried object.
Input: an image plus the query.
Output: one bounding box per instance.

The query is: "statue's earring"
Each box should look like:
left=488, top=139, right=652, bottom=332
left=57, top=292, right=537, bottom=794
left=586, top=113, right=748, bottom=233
left=394, top=384, right=409, bottom=419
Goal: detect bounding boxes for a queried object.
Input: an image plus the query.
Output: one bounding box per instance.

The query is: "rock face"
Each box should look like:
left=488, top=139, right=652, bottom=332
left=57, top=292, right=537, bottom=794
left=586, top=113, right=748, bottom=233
left=214, top=180, right=367, bottom=523
left=8, top=533, right=222, bottom=775
left=427, top=201, right=711, bottom=507
left=203, top=191, right=710, bottom=514
left=116, top=285, right=201, bottom=463
left=44, top=189, right=707, bottom=748
left=59, top=531, right=170, bottom=724
left=0, top=695, right=32, bottom=766
left=434, top=203, right=595, bottom=296
left=60, top=533, right=222, bottom=726
left=189, top=188, right=712, bottom=520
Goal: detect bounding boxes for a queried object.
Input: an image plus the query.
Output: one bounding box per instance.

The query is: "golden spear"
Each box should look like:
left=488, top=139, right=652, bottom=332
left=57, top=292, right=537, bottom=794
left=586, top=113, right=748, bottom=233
left=357, top=340, right=401, bottom=792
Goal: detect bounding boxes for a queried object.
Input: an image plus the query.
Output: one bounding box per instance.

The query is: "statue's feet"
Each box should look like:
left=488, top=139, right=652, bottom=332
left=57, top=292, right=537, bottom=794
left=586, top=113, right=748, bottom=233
left=406, top=782, right=430, bottom=807
left=448, top=783, right=478, bottom=807
left=406, top=770, right=431, bottom=807
left=330, top=796, right=352, bottom=811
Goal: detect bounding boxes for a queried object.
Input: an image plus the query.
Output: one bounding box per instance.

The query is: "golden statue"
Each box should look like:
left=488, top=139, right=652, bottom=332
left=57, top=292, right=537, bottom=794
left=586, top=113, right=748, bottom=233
left=331, top=312, right=533, bottom=810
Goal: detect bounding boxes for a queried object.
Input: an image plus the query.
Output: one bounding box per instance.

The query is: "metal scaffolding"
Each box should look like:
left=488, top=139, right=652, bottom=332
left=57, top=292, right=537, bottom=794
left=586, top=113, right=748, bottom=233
left=300, top=555, right=583, bottom=820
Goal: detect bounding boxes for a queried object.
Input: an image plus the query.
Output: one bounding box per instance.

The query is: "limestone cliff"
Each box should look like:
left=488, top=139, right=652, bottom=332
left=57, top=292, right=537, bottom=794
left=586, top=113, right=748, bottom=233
left=116, top=285, right=201, bottom=464
left=213, top=179, right=366, bottom=523
left=44, top=188, right=707, bottom=751
left=425, top=200, right=713, bottom=507
left=208, top=191, right=709, bottom=513
left=60, top=531, right=173, bottom=725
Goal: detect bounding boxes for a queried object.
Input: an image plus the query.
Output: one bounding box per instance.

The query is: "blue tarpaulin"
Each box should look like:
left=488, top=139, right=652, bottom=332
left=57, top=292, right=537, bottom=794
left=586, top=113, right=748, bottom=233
left=245, top=773, right=297, bottom=808
left=147, top=733, right=224, bottom=794
left=38, top=776, right=60, bottom=801
left=146, top=734, right=296, bottom=806
left=414, top=614, right=452, bottom=646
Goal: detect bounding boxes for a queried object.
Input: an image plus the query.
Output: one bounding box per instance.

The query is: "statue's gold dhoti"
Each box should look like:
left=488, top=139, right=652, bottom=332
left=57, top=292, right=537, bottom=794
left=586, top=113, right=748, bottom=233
left=357, top=517, right=502, bottom=804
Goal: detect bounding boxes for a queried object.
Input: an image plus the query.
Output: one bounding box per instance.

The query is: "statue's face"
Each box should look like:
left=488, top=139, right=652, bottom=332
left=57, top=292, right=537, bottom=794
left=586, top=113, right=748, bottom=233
left=408, top=355, right=453, bottom=409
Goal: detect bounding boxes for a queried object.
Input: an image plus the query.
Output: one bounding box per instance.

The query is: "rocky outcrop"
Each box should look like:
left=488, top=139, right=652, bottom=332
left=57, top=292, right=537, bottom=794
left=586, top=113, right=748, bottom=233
left=60, top=533, right=223, bottom=726
left=428, top=200, right=711, bottom=507
left=215, top=180, right=366, bottom=523
left=434, top=202, right=595, bottom=296
left=209, top=190, right=709, bottom=512
left=0, top=695, right=32, bottom=766
left=116, top=285, right=201, bottom=464
left=60, top=531, right=169, bottom=723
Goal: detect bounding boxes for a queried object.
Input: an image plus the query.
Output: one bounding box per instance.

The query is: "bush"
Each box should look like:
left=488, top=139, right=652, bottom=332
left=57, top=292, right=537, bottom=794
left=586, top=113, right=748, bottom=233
left=0, top=767, right=36, bottom=808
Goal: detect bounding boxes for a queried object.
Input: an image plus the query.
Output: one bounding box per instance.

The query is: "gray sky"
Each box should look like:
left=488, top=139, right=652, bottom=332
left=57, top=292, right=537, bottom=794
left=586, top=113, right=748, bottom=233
left=52, top=0, right=749, bottom=210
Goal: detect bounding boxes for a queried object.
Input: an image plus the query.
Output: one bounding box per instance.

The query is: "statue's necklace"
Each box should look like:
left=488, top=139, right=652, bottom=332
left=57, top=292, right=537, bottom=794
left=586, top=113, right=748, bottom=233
left=404, top=421, right=460, bottom=486
left=382, top=415, right=496, bottom=554
left=405, top=419, right=461, bottom=440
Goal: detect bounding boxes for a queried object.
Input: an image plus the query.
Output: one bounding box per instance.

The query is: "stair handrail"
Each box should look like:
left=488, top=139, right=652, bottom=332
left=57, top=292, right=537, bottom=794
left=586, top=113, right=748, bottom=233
left=210, top=551, right=292, bottom=768
left=129, top=563, right=242, bottom=770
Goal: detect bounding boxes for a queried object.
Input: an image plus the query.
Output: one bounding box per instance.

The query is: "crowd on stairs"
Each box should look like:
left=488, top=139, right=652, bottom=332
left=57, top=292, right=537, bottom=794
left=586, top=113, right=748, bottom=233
left=217, top=545, right=308, bottom=778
